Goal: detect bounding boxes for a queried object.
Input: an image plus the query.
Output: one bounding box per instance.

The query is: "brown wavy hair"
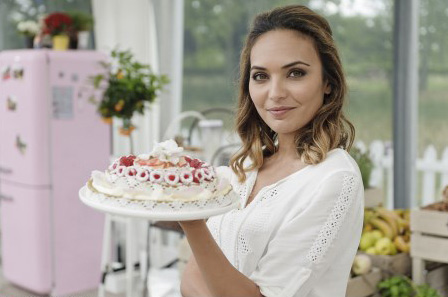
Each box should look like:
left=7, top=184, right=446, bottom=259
left=230, top=5, right=355, bottom=183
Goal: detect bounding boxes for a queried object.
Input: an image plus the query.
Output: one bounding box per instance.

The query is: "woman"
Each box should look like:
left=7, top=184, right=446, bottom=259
left=179, top=5, right=364, bottom=297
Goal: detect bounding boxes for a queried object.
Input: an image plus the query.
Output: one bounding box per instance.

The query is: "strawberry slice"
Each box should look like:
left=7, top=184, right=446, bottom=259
left=137, top=157, right=165, bottom=167
left=192, top=169, right=203, bottom=183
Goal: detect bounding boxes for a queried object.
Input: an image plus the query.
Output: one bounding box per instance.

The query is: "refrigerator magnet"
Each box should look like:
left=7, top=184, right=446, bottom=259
left=1, top=66, right=11, bottom=80
left=12, top=65, right=24, bottom=79
left=16, top=135, right=27, bottom=155
left=7, top=96, right=17, bottom=111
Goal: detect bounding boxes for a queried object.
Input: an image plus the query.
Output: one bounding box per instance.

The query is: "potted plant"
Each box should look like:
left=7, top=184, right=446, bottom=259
left=67, top=11, right=94, bottom=49
left=350, top=146, right=383, bottom=207
left=43, top=12, right=73, bottom=51
left=90, top=48, right=169, bottom=153
left=16, top=20, right=40, bottom=48
left=350, top=146, right=373, bottom=188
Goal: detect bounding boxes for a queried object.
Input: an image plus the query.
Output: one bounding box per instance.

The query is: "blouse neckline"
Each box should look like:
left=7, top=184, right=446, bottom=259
left=241, top=148, right=344, bottom=209
left=242, top=164, right=311, bottom=209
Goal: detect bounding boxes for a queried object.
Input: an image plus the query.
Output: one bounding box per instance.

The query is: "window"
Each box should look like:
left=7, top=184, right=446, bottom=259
left=0, top=0, right=92, bottom=51
left=182, top=0, right=395, bottom=147
left=418, top=0, right=448, bottom=154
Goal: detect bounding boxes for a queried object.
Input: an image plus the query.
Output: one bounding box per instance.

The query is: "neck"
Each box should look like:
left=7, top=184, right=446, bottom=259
left=274, top=133, right=300, bottom=160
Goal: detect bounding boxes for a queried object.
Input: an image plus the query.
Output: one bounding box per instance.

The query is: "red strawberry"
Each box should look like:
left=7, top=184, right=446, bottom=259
left=190, top=159, right=203, bottom=169
left=184, top=156, right=192, bottom=163
left=119, top=155, right=136, bottom=167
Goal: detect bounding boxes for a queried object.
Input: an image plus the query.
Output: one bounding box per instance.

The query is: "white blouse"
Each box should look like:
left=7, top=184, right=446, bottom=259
left=206, top=148, right=364, bottom=297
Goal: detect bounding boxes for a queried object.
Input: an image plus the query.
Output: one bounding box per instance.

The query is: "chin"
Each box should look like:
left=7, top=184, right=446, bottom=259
left=268, top=125, right=300, bottom=136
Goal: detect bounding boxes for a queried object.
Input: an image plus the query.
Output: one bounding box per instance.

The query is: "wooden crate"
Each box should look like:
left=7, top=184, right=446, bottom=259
left=410, top=209, right=448, bottom=285
left=346, top=267, right=382, bottom=297
left=358, top=251, right=412, bottom=278
left=364, top=188, right=383, bottom=208
left=411, top=209, right=448, bottom=239
left=426, top=264, right=448, bottom=297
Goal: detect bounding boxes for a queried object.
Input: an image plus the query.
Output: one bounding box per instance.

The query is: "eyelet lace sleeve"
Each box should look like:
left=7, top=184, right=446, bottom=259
left=249, top=170, right=364, bottom=297
left=306, top=174, right=357, bottom=264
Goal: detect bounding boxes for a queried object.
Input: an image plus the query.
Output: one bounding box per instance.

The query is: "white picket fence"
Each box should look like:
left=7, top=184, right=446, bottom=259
left=356, top=140, right=448, bottom=209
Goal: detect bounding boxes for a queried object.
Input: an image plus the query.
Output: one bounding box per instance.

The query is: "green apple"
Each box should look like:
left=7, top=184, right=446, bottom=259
left=359, top=232, right=376, bottom=251
left=389, top=244, right=398, bottom=255
left=365, top=247, right=377, bottom=255
left=375, top=237, right=393, bottom=255
left=371, top=230, right=383, bottom=241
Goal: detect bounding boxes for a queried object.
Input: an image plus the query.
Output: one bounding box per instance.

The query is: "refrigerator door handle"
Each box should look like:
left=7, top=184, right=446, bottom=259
left=0, top=193, right=14, bottom=202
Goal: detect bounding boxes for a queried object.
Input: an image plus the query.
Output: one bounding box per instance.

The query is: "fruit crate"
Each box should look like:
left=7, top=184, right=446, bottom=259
left=346, top=267, right=382, bottom=297
left=410, top=208, right=448, bottom=285
left=426, top=264, right=448, bottom=297
left=358, top=252, right=412, bottom=278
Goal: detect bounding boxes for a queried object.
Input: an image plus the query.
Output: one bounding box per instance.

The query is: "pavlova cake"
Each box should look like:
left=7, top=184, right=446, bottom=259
left=87, top=139, right=232, bottom=202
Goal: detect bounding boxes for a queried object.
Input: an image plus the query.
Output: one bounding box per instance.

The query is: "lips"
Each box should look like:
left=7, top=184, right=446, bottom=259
left=267, top=106, right=295, bottom=111
left=267, top=106, right=295, bottom=117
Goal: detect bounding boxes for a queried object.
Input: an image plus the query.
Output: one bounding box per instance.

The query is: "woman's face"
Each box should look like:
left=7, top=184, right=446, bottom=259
left=249, top=29, right=330, bottom=136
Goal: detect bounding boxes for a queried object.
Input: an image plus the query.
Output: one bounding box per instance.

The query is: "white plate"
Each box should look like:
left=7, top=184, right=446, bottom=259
left=79, top=185, right=241, bottom=221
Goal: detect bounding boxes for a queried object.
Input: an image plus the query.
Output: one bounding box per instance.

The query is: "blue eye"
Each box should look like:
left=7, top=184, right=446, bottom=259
left=252, top=72, right=268, bottom=81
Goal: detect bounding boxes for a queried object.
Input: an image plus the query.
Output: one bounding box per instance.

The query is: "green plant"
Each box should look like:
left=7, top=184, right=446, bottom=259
left=350, top=146, right=374, bottom=189
left=378, top=275, right=440, bottom=297
left=67, top=11, right=93, bottom=31
left=90, top=48, right=169, bottom=151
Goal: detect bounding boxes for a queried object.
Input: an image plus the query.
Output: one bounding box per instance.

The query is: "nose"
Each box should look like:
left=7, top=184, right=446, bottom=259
left=268, top=77, right=287, bottom=101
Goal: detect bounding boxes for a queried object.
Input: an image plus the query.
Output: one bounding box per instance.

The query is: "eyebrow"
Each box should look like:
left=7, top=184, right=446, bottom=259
left=250, top=60, right=311, bottom=71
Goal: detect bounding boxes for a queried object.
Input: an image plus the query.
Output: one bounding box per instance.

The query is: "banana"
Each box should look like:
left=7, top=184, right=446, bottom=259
left=370, top=217, right=395, bottom=239
left=396, top=218, right=410, bottom=235
left=375, top=208, right=399, bottom=238
left=402, top=209, right=411, bottom=222
left=390, top=210, right=409, bottom=234
left=389, top=209, right=410, bottom=234
left=363, top=223, right=373, bottom=232
left=402, top=230, right=411, bottom=242
left=363, top=210, right=376, bottom=225
left=394, top=236, right=410, bottom=253
left=393, top=209, right=404, bottom=217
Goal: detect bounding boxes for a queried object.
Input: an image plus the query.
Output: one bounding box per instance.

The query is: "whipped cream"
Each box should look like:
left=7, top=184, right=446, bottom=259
left=138, top=139, right=184, bottom=164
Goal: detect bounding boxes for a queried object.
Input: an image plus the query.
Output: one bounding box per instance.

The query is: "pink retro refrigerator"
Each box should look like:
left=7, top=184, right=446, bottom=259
left=0, top=50, right=110, bottom=295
